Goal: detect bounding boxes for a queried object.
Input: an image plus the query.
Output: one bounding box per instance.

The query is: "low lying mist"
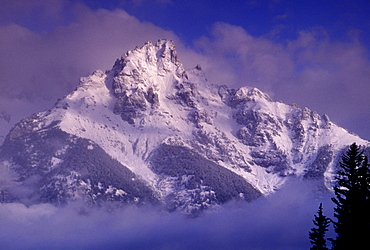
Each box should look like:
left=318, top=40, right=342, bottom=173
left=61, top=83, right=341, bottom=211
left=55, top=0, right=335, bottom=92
left=0, top=178, right=334, bottom=250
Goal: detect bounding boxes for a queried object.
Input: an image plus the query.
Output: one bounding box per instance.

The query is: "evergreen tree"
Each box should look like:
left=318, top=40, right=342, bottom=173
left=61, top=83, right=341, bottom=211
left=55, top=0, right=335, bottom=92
left=309, top=203, right=331, bottom=250
left=331, top=143, right=370, bottom=250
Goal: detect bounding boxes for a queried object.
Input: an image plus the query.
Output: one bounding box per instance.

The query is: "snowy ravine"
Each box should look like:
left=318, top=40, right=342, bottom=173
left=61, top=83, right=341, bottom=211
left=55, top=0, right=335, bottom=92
left=0, top=40, right=369, bottom=214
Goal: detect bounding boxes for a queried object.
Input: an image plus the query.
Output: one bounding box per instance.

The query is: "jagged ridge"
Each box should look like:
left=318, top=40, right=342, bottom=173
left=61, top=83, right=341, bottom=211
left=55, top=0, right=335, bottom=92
left=0, top=39, right=369, bottom=213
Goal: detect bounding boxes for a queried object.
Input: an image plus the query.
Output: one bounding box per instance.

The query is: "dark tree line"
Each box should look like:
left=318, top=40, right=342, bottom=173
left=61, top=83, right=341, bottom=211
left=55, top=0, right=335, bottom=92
left=309, top=143, right=370, bottom=250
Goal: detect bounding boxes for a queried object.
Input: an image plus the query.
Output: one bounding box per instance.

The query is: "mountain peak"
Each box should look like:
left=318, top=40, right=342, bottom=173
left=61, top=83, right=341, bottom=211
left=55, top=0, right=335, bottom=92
left=108, top=40, right=191, bottom=124
left=111, top=39, right=183, bottom=78
left=1, top=40, right=369, bottom=214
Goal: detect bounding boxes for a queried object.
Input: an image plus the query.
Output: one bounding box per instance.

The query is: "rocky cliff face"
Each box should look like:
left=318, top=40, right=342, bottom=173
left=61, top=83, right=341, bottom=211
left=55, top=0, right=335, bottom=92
left=0, top=40, right=369, bottom=214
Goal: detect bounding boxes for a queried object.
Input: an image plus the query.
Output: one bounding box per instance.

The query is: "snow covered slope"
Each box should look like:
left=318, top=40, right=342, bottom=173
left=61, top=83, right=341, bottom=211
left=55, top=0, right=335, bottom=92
left=0, top=40, right=368, bottom=213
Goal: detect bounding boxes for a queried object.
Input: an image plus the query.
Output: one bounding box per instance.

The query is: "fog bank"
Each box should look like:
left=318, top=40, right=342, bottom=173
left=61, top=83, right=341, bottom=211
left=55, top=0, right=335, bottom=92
left=0, top=179, right=335, bottom=250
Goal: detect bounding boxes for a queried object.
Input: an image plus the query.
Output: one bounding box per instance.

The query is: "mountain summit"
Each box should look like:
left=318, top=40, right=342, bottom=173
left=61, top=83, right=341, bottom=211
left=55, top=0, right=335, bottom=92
left=0, top=39, right=368, bottom=214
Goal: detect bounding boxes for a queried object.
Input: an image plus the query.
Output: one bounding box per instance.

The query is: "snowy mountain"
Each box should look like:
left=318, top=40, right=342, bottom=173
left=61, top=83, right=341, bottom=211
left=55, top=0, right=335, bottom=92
left=0, top=40, right=369, bottom=214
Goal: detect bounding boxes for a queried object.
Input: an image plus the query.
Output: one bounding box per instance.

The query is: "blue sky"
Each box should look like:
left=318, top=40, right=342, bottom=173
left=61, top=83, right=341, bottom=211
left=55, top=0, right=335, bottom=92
left=0, top=0, right=369, bottom=141
left=117, top=0, right=370, bottom=47
left=5, top=0, right=370, bottom=47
